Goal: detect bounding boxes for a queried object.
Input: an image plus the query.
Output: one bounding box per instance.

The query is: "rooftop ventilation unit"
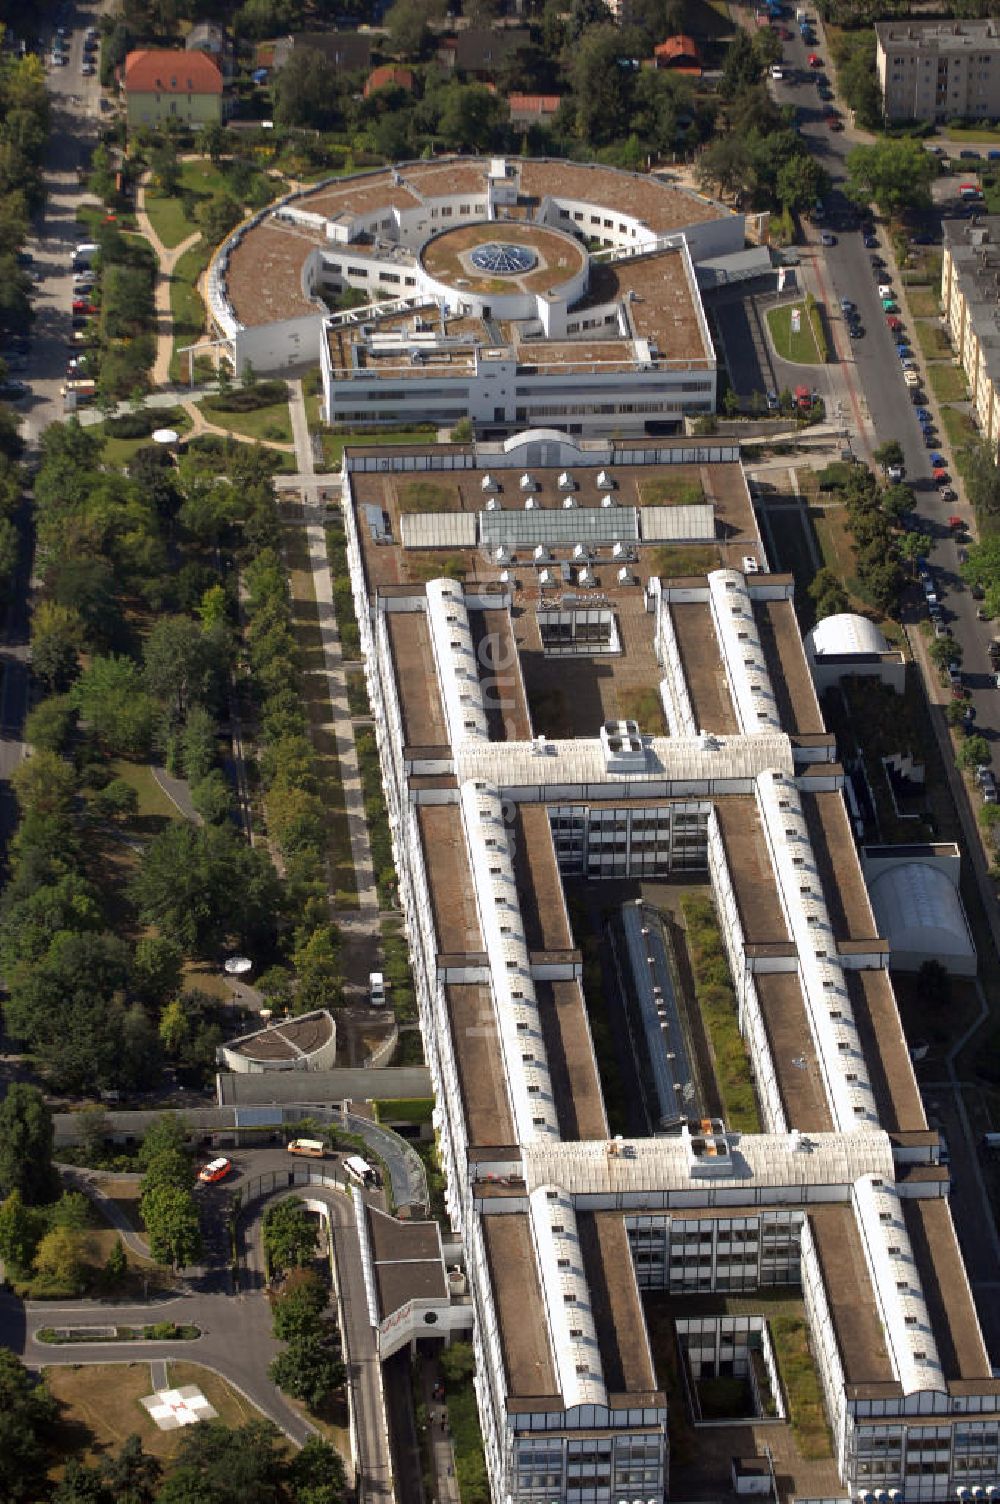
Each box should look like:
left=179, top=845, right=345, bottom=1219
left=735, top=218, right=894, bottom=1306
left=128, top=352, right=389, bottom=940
left=578, top=567, right=597, bottom=588
left=572, top=543, right=592, bottom=561
left=520, top=473, right=537, bottom=491
left=481, top=473, right=498, bottom=492
left=539, top=568, right=555, bottom=588
left=617, top=566, right=636, bottom=585
left=558, top=471, right=575, bottom=490
left=534, top=544, right=550, bottom=563
left=612, top=541, right=632, bottom=560
left=524, top=496, right=538, bottom=510
left=600, top=494, right=615, bottom=509
left=597, top=470, right=615, bottom=489
left=494, top=545, right=512, bottom=566
left=485, top=496, right=501, bottom=512
left=562, top=496, right=578, bottom=509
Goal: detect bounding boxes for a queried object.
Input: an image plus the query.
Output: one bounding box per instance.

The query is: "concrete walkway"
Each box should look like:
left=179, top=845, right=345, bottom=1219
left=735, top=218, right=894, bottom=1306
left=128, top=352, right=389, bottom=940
left=288, top=380, right=379, bottom=917
left=420, top=1362, right=461, bottom=1504
left=134, top=172, right=203, bottom=390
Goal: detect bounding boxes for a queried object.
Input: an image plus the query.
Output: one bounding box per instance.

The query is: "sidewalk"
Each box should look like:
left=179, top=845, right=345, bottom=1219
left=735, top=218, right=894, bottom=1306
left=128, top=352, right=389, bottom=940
left=420, top=1361, right=461, bottom=1504
left=134, top=172, right=203, bottom=389
left=287, top=380, right=380, bottom=920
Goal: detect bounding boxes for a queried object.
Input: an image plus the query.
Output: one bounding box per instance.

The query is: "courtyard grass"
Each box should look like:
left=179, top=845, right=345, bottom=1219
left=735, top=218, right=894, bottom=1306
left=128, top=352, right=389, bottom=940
left=680, top=891, right=762, bottom=1133
left=652, top=544, right=720, bottom=578
left=144, top=190, right=196, bottom=250
left=319, top=427, right=440, bottom=471
left=928, top=362, right=970, bottom=403
left=766, top=301, right=824, bottom=365
left=196, top=397, right=293, bottom=445
left=770, top=1317, right=833, bottom=1460
left=940, top=405, right=979, bottom=450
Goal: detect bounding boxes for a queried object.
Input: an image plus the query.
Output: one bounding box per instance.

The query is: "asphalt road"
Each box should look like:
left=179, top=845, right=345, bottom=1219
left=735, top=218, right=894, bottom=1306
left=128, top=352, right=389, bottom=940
left=0, top=1149, right=395, bottom=1485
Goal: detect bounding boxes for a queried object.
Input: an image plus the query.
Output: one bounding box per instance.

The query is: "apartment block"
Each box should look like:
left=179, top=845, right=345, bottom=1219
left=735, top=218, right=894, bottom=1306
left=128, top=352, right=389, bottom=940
left=942, top=216, right=1000, bottom=451
left=876, top=20, right=1000, bottom=122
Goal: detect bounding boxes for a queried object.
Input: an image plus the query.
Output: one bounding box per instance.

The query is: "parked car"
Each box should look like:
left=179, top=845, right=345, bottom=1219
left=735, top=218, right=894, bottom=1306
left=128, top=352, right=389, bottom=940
left=959, top=148, right=982, bottom=159
left=942, top=488, right=958, bottom=502
left=904, top=369, right=921, bottom=386
left=887, top=464, right=905, bottom=482
left=930, top=452, right=946, bottom=467
left=197, top=1157, right=233, bottom=1184
left=820, top=231, right=837, bottom=246
left=864, top=233, right=879, bottom=249
left=886, top=314, right=903, bottom=331
left=0, top=379, right=28, bottom=401
left=808, top=52, right=821, bottom=65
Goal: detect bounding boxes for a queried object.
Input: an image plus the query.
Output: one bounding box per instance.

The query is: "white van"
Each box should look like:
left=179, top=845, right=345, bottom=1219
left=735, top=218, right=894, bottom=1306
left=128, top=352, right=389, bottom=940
left=72, top=243, right=99, bottom=270
left=287, top=1138, right=326, bottom=1158
left=369, top=971, right=386, bottom=1006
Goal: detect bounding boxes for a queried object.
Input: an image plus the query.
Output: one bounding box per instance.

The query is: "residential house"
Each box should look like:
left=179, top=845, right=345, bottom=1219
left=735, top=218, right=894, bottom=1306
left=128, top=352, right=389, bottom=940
left=507, top=92, right=562, bottom=124
left=440, top=27, right=530, bottom=80
left=185, top=21, right=235, bottom=83
left=122, top=49, right=224, bottom=128
left=876, top=19, right=1000, bottom=121
left=653, top=34, right=702, bottom=74
left=270, top=30, right=373, bottom=75
left=364, top=64, right=414, bottom=98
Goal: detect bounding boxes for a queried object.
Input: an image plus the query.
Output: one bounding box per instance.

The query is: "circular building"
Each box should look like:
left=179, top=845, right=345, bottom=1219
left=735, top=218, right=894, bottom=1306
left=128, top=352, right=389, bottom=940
left=217, top=1008, right=337, bottom=1074
left=207, top=156, right=751, bottom=437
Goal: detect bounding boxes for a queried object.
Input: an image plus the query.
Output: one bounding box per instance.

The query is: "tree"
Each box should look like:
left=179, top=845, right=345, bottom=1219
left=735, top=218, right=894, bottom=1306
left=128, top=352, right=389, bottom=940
left=385, top=0, right=442, bottom=58
left=153, top=1420, right=287, bottom=1504
left=72, top=655, right=155, bottom=756
left=0, top=1350, right=59, bottom=1503
left=24, top=694, right=77, bottom=755
left=881, top=483, right=914, bottom=523
left=140, top=1182, right=202, bottom=1269
left=272, top=1268, right=328, bottom=1342
left=94, top=778, right=140, bottom=823
left=0, top=1084, right=55, bottom=1205
left=131, top=936, right=184, bottom=1009
left=191, top=770, right=233, bottom=825
left=150, top=140, right=180, bottom=196
left=807, top=567, right=848, bottom=621
left=98, top=1434, right=161, bottom=1504
left=776, top=154, right=829, bottom=214
left=719, top=28, right=762, bottom=99
left=263, top=1197, right=318, bottom=1273
left=138, top=1115, right=189, bottom=1171
left=568, top=25, right=634, bottom=146
left=845, top=138, right=937, bottom=216
left=435, top=83, right=504, bottom=153
left=874, top=440, right=904, bottom=471
left=696, top=135, right=756, bottom=204
left=899, top=532, right=933, bottom=567
left=272, top=47, right=344, bottom=129
left=32, top=1224, right=85, bottom=1293
left=916, top=958, right=950, bottom=1012
left=439, top=1340, right=476, bottom=1385
left=958, top=735, right=991, bottom=771
left=292, top=924, right=342, bottom=1014
left=52, top=1459, right=114, bottom=1504
left=286, top=1437, right=347, bottom=1504
left=131, top=823, right=283, bottom=956
left=269, top=1335, right=345, bottom=1411
left=0, top=1190, right=44, bottom=1276
left=31, top=600, right=83, bottom=690
left=104, top=1236, right=128, bottom=1286
left=10, top=749, right=77, bottom=818
left=181, top=704, right=219, bottom=785
left=143, top=614, right=223, bottom=724
left=141, top=1147, right=194, bottom=1196
left=929, top=636, right=962, bottom=670
left=195, top=194, right=243, bottom=247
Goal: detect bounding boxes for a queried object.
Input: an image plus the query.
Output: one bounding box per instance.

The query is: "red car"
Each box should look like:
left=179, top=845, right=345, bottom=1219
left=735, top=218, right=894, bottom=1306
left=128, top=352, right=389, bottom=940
left=886, top=314, right=902, bottom=331
left=933, top=469, right=950, bottom=485
left=72, top=299, right=96, bottom=314
left=825, top=113, right=844, bottom=130
left=948, top=515, right=965, bottom=531
left=197, top=1156, right=233, bottom=1184
left=808, top=52, right=822, bottom=65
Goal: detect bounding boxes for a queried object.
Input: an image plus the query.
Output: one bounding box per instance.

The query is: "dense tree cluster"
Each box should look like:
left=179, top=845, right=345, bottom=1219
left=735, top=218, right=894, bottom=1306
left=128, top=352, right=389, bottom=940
left=268, top=1265, right=346, bottom=1413
left=138, top=1118, right=203, bottom=1269
left=0, top=1349, right=347, bottom=1504
left=813, top=462, right=907, bottom=617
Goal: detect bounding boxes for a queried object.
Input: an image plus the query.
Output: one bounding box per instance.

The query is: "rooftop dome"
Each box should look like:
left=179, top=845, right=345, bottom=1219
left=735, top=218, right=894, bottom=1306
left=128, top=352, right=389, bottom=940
left=868, top=862, right=974, bottom=967
left=806, top=612, right=890, bottom=660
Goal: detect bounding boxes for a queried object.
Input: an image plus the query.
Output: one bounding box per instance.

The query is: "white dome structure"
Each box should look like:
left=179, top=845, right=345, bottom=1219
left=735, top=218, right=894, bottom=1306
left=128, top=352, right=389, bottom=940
left=868, top=862, right=975, bottom=974
left=806, top=613, right=889, bottom=659
left=804, top=613, right=905, bottom=693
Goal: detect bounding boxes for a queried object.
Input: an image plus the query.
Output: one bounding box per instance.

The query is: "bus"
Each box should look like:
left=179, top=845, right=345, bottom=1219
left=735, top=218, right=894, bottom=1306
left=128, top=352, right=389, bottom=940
left=343, top=1155, right=380, bottom=1188
left=287, top=1139, right=326, bottom=1158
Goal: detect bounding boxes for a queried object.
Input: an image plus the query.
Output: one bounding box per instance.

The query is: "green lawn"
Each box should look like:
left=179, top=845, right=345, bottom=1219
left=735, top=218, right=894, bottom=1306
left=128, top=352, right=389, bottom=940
left=940, top=405, right=979, bottom=449
left=93, top=415, right=192, bottom=468
left=197, top=398, right=293, bottom=445
left=912, top=320, right=952, bottom=360
left=766, top=302, right=824, bottom=364
left=143, top=190, right=195, bottom=250
left=770, top=1317, right=833, bottom=1460
left=906, top=286, right=941, bottom=319
left=928, top=362, right=970, bottom=403
left=168, top=238, right=212, bottom=384
left=179, top=157, right=230, bottom=198
left=318, top=427, right=439, bottom=471
left=940, top=123, right=1000, bottom=141
left=107, top=760, right=185, bottom=823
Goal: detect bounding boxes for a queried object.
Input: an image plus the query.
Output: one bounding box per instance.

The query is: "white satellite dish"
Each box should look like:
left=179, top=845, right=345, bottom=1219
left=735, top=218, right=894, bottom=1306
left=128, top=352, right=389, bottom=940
left=224, top=955, right=252, bottom=976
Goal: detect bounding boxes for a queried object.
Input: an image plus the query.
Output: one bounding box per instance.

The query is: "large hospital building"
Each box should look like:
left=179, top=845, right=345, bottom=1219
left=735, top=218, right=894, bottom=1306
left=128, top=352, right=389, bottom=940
left=206, top=157, right=759, bottom=436
left=337, top=426, right=1000, bottom=1504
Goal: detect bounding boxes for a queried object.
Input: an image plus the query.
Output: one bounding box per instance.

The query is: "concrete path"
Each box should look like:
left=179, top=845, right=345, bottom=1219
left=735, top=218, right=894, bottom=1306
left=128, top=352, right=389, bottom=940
left=134, top=172, right=203, bottom=390
left=288, top=380, right=379, bottom=917
left=420, top=1361, right=461, bottom=1504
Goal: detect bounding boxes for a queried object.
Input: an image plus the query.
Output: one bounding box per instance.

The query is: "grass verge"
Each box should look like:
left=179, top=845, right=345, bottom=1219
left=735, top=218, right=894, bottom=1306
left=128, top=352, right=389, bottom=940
left=928, top=362, right=970, bottom=403
left=912, top=320, right=952, bottom=360
left=144, top=190, right=196, bottom=250
left=905, top=286, right=941, bottom=319
left=766, top=301, right=824, bottom=364
left=446, top=1385, right=489, bottom=1504
left=196, top=398, right=293, bottom=445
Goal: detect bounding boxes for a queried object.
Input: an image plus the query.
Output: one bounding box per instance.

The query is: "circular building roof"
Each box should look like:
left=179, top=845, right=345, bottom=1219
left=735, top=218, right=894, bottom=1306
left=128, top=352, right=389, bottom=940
left=419, top=221, right=586, bottom=297
left=868, top=862, right=973, bottom=963
left=805, top=612, right=889, bottom=660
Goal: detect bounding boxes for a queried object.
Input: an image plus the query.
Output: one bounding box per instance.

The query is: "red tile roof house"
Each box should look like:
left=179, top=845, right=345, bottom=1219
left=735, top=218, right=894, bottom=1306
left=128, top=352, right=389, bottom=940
left=653, top=35, right=703, bottom=75
left=507, top=93, right=562, bottom=124
left=363, top=64, right=415, bottom=99
left=122, top=49, right=224, bottom=128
